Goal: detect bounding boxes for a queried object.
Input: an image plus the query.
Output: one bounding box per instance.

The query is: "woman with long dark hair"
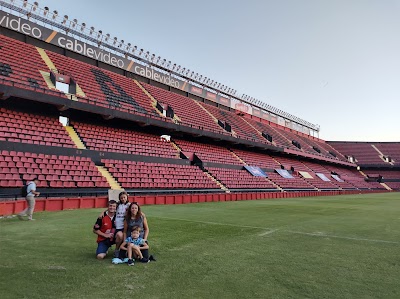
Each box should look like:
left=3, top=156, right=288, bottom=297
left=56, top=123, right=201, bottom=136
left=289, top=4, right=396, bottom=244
left=122, top=202, right=155, bottom=261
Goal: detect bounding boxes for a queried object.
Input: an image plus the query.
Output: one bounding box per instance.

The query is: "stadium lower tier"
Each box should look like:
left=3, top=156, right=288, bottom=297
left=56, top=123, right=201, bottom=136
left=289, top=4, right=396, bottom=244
left=0, top=145, right=394, bottom=199
left=0, top=99, right=395, bottom=198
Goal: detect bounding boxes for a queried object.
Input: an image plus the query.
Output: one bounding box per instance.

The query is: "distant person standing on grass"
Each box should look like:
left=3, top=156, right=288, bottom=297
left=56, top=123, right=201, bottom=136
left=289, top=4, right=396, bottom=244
left=18, top=177, right=40, bottom=221
left=93, top=200, right=117, bottom=259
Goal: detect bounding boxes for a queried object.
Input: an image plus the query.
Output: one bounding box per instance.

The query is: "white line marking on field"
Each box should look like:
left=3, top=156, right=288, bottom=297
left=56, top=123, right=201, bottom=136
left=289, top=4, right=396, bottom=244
left=258, top=229, right=279, bottom=236
left=152, top=216, right=270, bottom=230
left=285, top=230, right=400, bottom=244
left=47, top=266, right=66, bottom=270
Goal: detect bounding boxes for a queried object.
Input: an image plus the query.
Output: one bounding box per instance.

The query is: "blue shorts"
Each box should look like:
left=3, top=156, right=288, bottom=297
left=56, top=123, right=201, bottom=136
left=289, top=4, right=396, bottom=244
left=96, top=239, right=113, bottom=255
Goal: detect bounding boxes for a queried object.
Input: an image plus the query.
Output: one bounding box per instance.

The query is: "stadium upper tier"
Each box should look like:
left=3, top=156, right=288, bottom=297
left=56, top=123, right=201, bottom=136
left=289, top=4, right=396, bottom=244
left=0, top=33, right=351, bottom=163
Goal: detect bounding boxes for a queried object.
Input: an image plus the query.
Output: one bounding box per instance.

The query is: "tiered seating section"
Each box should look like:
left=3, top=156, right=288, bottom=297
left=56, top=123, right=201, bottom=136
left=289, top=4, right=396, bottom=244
left=301, top=160, right=356, bottom=189
left=385, top=182, right=400, bottom=190
left=0, top=34, right=397, bottom=196
left=206, top=167, right=277, bottom=189
left=0, top=107, right=76, bottom=148
left=0, top=102, right=392, bottom=195
left=268, top=172, right=316, bottom=190
left=175, top=139, right=242, bottom=165
left=232, top=149, right=280, bottom=169
left=374, top=143, right=400, bottom=165
left=0, top=150, right=109, bottom=188
left=296, top=134, right=345, bottom=160
left=103, top=159, right=218, bottom=189
left=244, top=117, right=346, bottom=161
left=363, top=170, right=400, bottom=179
left=142, top=83, right=227, bottom=134
left=72, top=122, right=178, bottom=159
left=328, top=142, right=397, bottom=165
left=44, top=50, right=159, bottom=117
left=0, top=35, right=49, bottom=89
left=269, top=156, right=336, bottom=189
left=200, top=103, right=262, bottom=142
left=246, top=117, right=294, bottom=149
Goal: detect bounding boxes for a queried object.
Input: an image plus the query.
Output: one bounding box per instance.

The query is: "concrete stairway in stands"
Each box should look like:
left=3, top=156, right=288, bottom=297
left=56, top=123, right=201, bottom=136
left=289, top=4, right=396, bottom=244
left=36, top=47, right=86, bottom=100
left=65, top=126, right=86, bottom=149
left=202, top=168, right=229, bottom=192
left=230, top=150, right=247, bottom=165
left=379, top=183, right=392, bottom=190
left=134, top=80, right=181, bottom=124
left=96, top=166, right=122, bottom=190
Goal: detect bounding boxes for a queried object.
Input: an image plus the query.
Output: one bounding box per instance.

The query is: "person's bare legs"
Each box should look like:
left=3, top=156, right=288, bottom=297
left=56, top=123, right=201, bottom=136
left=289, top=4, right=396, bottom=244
left=96, top=253, right=106, bottom=260
left=127, top=243, right=135, bottom=266
left=133, top=245, right=143, bottom=259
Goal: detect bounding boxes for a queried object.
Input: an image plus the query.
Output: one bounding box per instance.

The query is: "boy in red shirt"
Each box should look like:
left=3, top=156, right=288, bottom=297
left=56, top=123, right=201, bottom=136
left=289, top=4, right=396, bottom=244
left=93, top=200, right=117, bottom=259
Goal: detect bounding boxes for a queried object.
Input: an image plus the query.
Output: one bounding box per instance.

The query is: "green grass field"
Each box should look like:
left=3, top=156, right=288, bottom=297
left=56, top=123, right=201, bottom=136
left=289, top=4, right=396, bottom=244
left=1, top=192, right=400, bottom=299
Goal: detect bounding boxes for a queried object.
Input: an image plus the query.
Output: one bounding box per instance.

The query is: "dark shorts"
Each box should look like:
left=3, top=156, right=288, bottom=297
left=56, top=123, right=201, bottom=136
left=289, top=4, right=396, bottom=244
left=96, top=239, right=114, bottom=255
left=119, top=241, right=149, bottom=259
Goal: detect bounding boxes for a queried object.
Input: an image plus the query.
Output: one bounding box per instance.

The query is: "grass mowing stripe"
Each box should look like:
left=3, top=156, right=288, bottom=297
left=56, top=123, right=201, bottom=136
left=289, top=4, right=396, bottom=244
left=153, top=216, right=400, bottom=245
left=284, top=230, right=400, bottom=244
left=152, top=215, right=274, bottom=230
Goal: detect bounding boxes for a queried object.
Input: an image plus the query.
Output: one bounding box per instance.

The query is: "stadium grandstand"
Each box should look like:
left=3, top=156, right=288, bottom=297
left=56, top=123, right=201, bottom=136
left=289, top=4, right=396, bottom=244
left=0, top=0, right=399, bottom=211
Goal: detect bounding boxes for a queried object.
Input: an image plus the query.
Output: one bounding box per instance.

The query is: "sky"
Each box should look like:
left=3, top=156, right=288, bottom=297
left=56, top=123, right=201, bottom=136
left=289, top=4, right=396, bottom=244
left=20, top=0, right=400, bottom=141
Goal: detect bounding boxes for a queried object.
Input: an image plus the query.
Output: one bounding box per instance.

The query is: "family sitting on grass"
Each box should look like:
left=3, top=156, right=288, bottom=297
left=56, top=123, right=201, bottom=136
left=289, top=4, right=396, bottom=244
left=93, top=191, right=155, bottom=265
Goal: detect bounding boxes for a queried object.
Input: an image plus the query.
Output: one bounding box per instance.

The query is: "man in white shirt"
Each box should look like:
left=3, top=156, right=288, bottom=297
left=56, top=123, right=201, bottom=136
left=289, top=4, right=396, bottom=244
left=18, top=178, right=40, bottom=221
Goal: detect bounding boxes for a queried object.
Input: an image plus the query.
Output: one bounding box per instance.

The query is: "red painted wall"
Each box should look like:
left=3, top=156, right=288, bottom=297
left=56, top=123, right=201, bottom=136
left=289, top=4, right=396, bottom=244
left=0, top=190, right=389, bottom=216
